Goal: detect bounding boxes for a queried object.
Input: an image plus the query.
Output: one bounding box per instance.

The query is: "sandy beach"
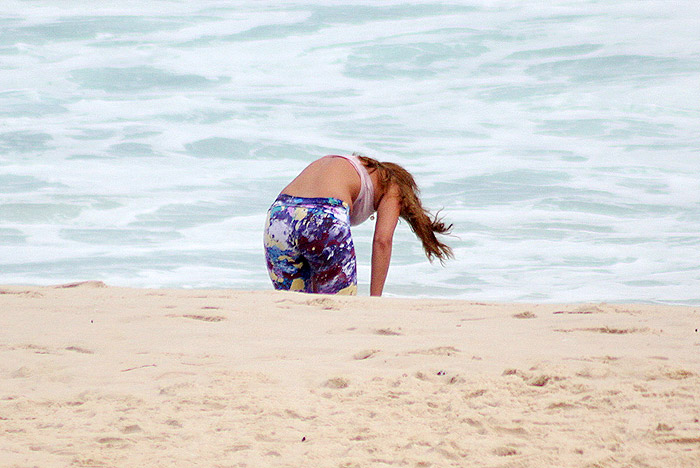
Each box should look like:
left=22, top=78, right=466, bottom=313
left=1, top=282, right=699, bottom=467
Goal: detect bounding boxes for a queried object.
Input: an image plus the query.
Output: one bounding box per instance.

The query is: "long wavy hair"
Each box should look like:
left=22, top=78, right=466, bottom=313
left=355, top=154, right=454, bottom=263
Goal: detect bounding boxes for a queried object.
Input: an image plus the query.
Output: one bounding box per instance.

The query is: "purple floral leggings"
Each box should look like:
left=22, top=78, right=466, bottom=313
left=263, top=194, right=357, bottom=295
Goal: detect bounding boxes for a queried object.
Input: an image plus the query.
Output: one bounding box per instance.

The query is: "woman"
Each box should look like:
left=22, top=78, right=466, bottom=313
left=263, top=153, right=452, bottom=296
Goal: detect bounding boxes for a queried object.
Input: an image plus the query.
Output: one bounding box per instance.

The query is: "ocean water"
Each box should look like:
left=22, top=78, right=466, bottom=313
left=1, top=1, right=699, bottom=304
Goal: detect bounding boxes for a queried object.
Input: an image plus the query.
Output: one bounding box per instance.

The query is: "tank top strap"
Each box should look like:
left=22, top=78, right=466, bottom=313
left=322, top=155, right=376, bottom=226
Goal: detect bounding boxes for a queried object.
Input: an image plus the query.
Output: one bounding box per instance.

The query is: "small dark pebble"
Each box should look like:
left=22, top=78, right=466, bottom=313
left=437, top=370, right=446, bottom=376
left=302, top=436, right=306, bottom=442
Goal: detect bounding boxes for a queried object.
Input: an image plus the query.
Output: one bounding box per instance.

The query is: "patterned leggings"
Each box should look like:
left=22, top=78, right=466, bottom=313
left=263, top=194, right=357, bottom=295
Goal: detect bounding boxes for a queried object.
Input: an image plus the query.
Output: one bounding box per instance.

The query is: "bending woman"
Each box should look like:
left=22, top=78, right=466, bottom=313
left=263, top=153, right=452, bottom=296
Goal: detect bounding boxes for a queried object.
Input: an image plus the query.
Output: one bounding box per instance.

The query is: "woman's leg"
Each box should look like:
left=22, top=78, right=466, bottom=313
left=263, top=204, right=312, bottom=292
left=298, top=204, right=357, bottom=295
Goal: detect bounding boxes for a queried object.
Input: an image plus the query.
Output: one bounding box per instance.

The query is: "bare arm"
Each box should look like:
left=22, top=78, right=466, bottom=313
left=370, top=184, right=401, bottom=296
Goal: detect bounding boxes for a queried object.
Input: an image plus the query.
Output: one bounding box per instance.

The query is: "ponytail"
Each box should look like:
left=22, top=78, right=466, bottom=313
left=356, top=154, right=454, bottom=263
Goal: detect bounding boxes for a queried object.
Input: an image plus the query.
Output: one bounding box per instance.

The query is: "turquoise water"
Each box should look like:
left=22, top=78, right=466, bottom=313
left=1, top=1, right=699, bottom=303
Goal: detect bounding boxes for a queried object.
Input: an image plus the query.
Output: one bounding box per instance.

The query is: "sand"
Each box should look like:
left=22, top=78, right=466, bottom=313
left=1, top=282, right=699, bottom=467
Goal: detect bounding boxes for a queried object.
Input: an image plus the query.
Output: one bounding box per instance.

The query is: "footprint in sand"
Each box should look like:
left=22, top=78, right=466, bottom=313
left=663, top=437, right=700, bottom=444
left=65, top=346, right=94, bottom=354
left=655, top=423, right=673, bottom=431
left=96, top=437, right=129, bottom=448
left=463, top=417, right=487, bottom=434
left=374, top=328, right=403, bottom=336
left=0, top=289, right=43, bottom=297
left=502, top=368, right=559, bottom=387
left=554, top=326, right=649, bottom=334
left=553, top=305, right=606, bottom=315
left=324, top=377, right=350, bottom=389
left=414, top=371, right=464, bottom=384
left=305, top=297, right=339, bottom=310
left=407, top=346, right=460, bottom=356
left=121, top=425, right=142, bottom=434
left=493, top=446, right=519, bottom=456
left=353, top=349, right=381, bottom=360
left=56, top=281, right=107, bottom=289
left=181, top=314, right=226, bottom=322
left=20, top=344, right=52, bottom=354
left=548, top=401, right=576, bottom=410
left=662, top=368, right=695, bottom=380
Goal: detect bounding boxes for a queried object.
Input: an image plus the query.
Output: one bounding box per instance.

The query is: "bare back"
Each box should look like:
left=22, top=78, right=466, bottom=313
left=281, top=157, right=365, bottom=210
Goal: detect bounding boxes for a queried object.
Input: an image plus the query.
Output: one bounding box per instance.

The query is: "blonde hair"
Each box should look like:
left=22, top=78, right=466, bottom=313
left=355, top=154, right=453, bottom=263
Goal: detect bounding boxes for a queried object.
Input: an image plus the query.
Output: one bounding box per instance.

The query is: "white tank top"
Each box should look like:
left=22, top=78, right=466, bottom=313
left=323, top=154, right=375, bottom=226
